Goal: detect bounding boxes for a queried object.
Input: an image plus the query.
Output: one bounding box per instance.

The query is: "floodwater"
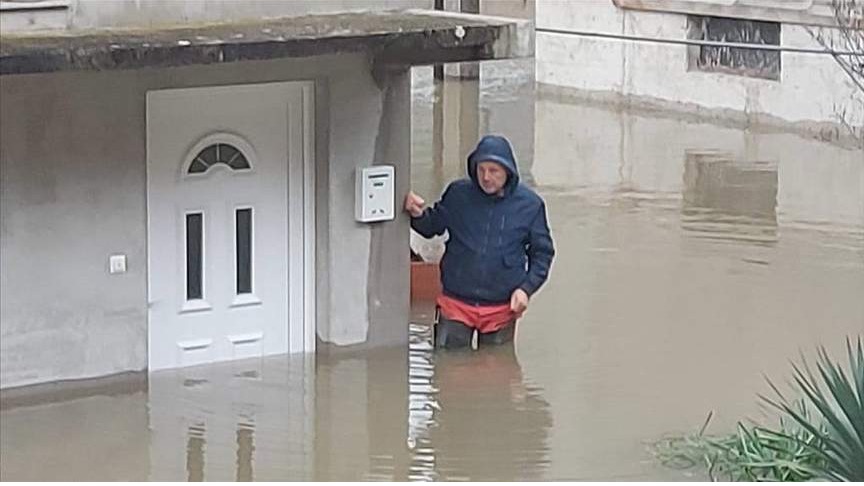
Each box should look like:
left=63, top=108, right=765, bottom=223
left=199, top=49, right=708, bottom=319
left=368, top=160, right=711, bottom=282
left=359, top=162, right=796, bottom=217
left=2, top=63, right=863, bottom=481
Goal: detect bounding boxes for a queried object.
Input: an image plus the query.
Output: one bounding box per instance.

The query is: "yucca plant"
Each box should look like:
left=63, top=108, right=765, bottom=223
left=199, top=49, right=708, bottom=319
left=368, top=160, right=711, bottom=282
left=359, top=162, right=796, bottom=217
left=654, top=337, right=864, bottom=481
left=760, top=337, right=864, bottom=481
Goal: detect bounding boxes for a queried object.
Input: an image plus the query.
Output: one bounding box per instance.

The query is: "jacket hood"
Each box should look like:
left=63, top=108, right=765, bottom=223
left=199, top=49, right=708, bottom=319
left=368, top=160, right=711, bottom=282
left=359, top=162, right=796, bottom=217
left=467, top=135, right=520, bottom=196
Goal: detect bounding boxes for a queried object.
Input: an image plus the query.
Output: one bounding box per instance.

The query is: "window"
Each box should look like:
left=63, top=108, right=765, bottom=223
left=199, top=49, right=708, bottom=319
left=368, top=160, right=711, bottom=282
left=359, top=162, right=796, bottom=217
left=235, top=208, right=253, bottom=295
left=188, top=143, right=250, bottom=174
left=688, top=15, right=781, bottom=80
left=186, top=212, right=204, bottom=300
left=0, top=0, right=71, bottom=33
left=0, top=1, right=71, bottom=11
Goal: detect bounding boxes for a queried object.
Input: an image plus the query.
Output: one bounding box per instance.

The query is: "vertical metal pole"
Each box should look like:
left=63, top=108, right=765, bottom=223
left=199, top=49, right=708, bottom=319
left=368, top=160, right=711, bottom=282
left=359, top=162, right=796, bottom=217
left=432, top=0, right=446, bottom=189
left=433, top=0, right=444, bottom=82
left=458, top=0, right=481, bottom=161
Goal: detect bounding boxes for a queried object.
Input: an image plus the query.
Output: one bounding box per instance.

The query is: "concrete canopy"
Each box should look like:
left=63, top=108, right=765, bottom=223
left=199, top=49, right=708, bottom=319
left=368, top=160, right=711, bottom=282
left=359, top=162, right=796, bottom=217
left=0, top=9, right=533, bottom=75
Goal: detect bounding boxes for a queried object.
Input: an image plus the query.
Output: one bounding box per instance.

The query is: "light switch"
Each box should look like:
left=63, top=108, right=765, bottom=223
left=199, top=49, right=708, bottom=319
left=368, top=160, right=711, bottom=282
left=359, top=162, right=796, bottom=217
left=109, top=254, right=127, bottom=274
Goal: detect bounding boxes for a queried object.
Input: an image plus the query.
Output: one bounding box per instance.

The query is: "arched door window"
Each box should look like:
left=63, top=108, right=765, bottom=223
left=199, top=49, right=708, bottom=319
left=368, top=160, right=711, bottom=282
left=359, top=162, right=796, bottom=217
left=187, top=143, right=251, bottom=174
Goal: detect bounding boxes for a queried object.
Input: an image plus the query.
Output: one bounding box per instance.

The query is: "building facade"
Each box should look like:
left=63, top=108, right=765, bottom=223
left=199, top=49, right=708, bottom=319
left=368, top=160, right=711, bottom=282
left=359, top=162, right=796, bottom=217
left=0, top=0, right=532, bottom=388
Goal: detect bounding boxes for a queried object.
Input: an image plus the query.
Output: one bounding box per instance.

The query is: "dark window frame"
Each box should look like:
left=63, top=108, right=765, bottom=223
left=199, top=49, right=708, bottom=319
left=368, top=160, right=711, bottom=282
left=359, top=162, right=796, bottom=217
left=235, top=208, right=253, bottom=296
left=185, top=212, right=204, bottom=301
left=687, top=15, right=782, bottom=81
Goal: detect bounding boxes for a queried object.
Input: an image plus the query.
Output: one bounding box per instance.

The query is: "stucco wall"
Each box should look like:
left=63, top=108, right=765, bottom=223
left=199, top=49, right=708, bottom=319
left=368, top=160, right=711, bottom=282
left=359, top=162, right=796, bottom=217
left=536, top=1, right=864, bottom=133
left=1, top=53, right=410, bottom=388
left=1, top=69, right=150, bottom=389
left=0, top=0, right=433, bottom=32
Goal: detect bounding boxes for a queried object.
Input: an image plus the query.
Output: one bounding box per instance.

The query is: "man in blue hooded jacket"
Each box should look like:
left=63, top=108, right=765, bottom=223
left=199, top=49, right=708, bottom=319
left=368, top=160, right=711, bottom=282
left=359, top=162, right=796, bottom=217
left=405, top=135, right=555, bottom=348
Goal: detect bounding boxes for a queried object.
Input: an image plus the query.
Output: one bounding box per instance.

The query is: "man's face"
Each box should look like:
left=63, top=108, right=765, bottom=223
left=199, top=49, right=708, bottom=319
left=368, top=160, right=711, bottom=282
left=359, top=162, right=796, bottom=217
left=477, top=161, right=508, bottom=196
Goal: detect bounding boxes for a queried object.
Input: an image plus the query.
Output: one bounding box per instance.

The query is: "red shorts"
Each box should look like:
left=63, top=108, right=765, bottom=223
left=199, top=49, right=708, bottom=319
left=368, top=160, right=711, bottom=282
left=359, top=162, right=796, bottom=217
left=436, top=294, right=517, bottom=333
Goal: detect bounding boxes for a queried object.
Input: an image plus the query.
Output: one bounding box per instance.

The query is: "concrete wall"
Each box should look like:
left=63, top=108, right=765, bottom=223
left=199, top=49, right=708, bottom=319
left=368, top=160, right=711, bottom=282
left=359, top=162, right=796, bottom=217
left=1, top=0, right=433, bottom=32
left=318, top=63, right=411, bottom=349
left=536, top=1, right=864, bottom=138
left=481, top=0, right=534, bottom=20
left=1, top=53, right=411, bottom=388
left=1, top=69, right=149, bottom=389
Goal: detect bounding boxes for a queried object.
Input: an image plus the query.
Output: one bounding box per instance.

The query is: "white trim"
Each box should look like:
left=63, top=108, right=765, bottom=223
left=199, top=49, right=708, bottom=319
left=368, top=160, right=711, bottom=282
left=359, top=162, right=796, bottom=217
left=301, top=82, right=317, bottom=354
left=287, top=93, right=298, bottom=353
left=230, top=293, right=262, bottom=308
left=227, top=332, right=264, bottom=344
left=176, top=338, right=212, bottom=351
left=180, top=299, right=212, bottom=313
left=285, top=82, right=317, bottom=355
left=146, top=91, right=154, bottom=369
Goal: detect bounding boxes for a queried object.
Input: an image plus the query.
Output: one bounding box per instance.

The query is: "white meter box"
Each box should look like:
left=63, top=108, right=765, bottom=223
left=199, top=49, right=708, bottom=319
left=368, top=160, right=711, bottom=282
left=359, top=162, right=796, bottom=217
left=355, top=165, right=395, bottom=223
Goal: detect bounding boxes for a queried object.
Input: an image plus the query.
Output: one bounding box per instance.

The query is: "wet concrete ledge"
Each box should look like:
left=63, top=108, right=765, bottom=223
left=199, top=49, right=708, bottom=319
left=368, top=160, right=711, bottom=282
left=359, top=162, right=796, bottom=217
left=0, top=370, right=147, bottom=411
left=0, top=9, right=533, bottom=75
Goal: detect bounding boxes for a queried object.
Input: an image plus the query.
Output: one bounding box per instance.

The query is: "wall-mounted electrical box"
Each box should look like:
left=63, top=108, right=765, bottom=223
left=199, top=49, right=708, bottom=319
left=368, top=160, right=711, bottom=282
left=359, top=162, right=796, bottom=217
left=109, top=254, right=127, bottom=274
left=355, top=165, right=395, bottom=223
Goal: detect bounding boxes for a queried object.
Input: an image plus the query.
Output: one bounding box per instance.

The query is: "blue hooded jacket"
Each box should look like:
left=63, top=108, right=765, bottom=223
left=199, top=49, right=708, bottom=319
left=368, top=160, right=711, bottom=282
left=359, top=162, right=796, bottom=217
left=411, top=135, right=555, bottom=305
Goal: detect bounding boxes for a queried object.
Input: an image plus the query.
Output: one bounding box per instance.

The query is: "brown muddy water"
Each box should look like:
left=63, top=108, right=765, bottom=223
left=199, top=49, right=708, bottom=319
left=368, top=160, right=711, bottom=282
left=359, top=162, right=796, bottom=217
left=2, top=64, right=863, bottom=481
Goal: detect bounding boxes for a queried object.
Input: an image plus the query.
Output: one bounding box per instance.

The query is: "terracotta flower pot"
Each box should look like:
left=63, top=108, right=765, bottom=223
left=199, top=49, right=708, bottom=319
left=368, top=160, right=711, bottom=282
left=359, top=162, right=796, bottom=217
left=410, top=261, right=442, bottom=303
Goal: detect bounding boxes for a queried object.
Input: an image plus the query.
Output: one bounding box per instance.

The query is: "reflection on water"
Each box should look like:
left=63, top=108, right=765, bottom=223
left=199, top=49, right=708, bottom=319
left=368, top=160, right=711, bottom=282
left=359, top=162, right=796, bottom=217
left=523, top=87, right=862, bottom=479
left=2, top=69, right=863, bottom=481
left=406, top=323, right=553, bottom=481
left=682, top=152, right=779, bottom=246
left=406, top=323, right=438, bottom=481
left=1, top=324, right=553, bottom=481
left=186, top=423, right=205, bottom=482
left=430, top=345, right=551, bottom=481
left=235, top=421, right=254, bottom=482
left=142, top=355, right=318, bottom=481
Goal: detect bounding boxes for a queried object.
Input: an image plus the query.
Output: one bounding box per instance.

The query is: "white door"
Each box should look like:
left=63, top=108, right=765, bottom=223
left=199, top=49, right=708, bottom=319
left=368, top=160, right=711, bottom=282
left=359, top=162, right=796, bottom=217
left=147, top=82, right=314, bottom=371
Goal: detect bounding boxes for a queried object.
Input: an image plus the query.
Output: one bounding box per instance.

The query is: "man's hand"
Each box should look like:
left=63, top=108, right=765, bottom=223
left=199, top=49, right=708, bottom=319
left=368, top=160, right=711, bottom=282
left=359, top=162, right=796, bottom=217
left=404, top=191, right=426, bottom=218
left=510, top=288, right=529, bottom=318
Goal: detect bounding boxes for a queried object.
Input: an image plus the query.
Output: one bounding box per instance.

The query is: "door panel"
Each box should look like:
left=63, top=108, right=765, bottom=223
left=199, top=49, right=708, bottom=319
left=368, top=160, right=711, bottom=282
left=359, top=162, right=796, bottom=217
left=147, top=82, right=306, bottom=371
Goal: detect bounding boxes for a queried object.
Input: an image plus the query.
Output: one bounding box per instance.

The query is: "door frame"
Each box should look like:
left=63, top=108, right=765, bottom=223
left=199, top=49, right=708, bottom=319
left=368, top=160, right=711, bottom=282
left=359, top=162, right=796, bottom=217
left=145, top=80, right=317, bottom=367
left=297, top=82, right=317, bottom=354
